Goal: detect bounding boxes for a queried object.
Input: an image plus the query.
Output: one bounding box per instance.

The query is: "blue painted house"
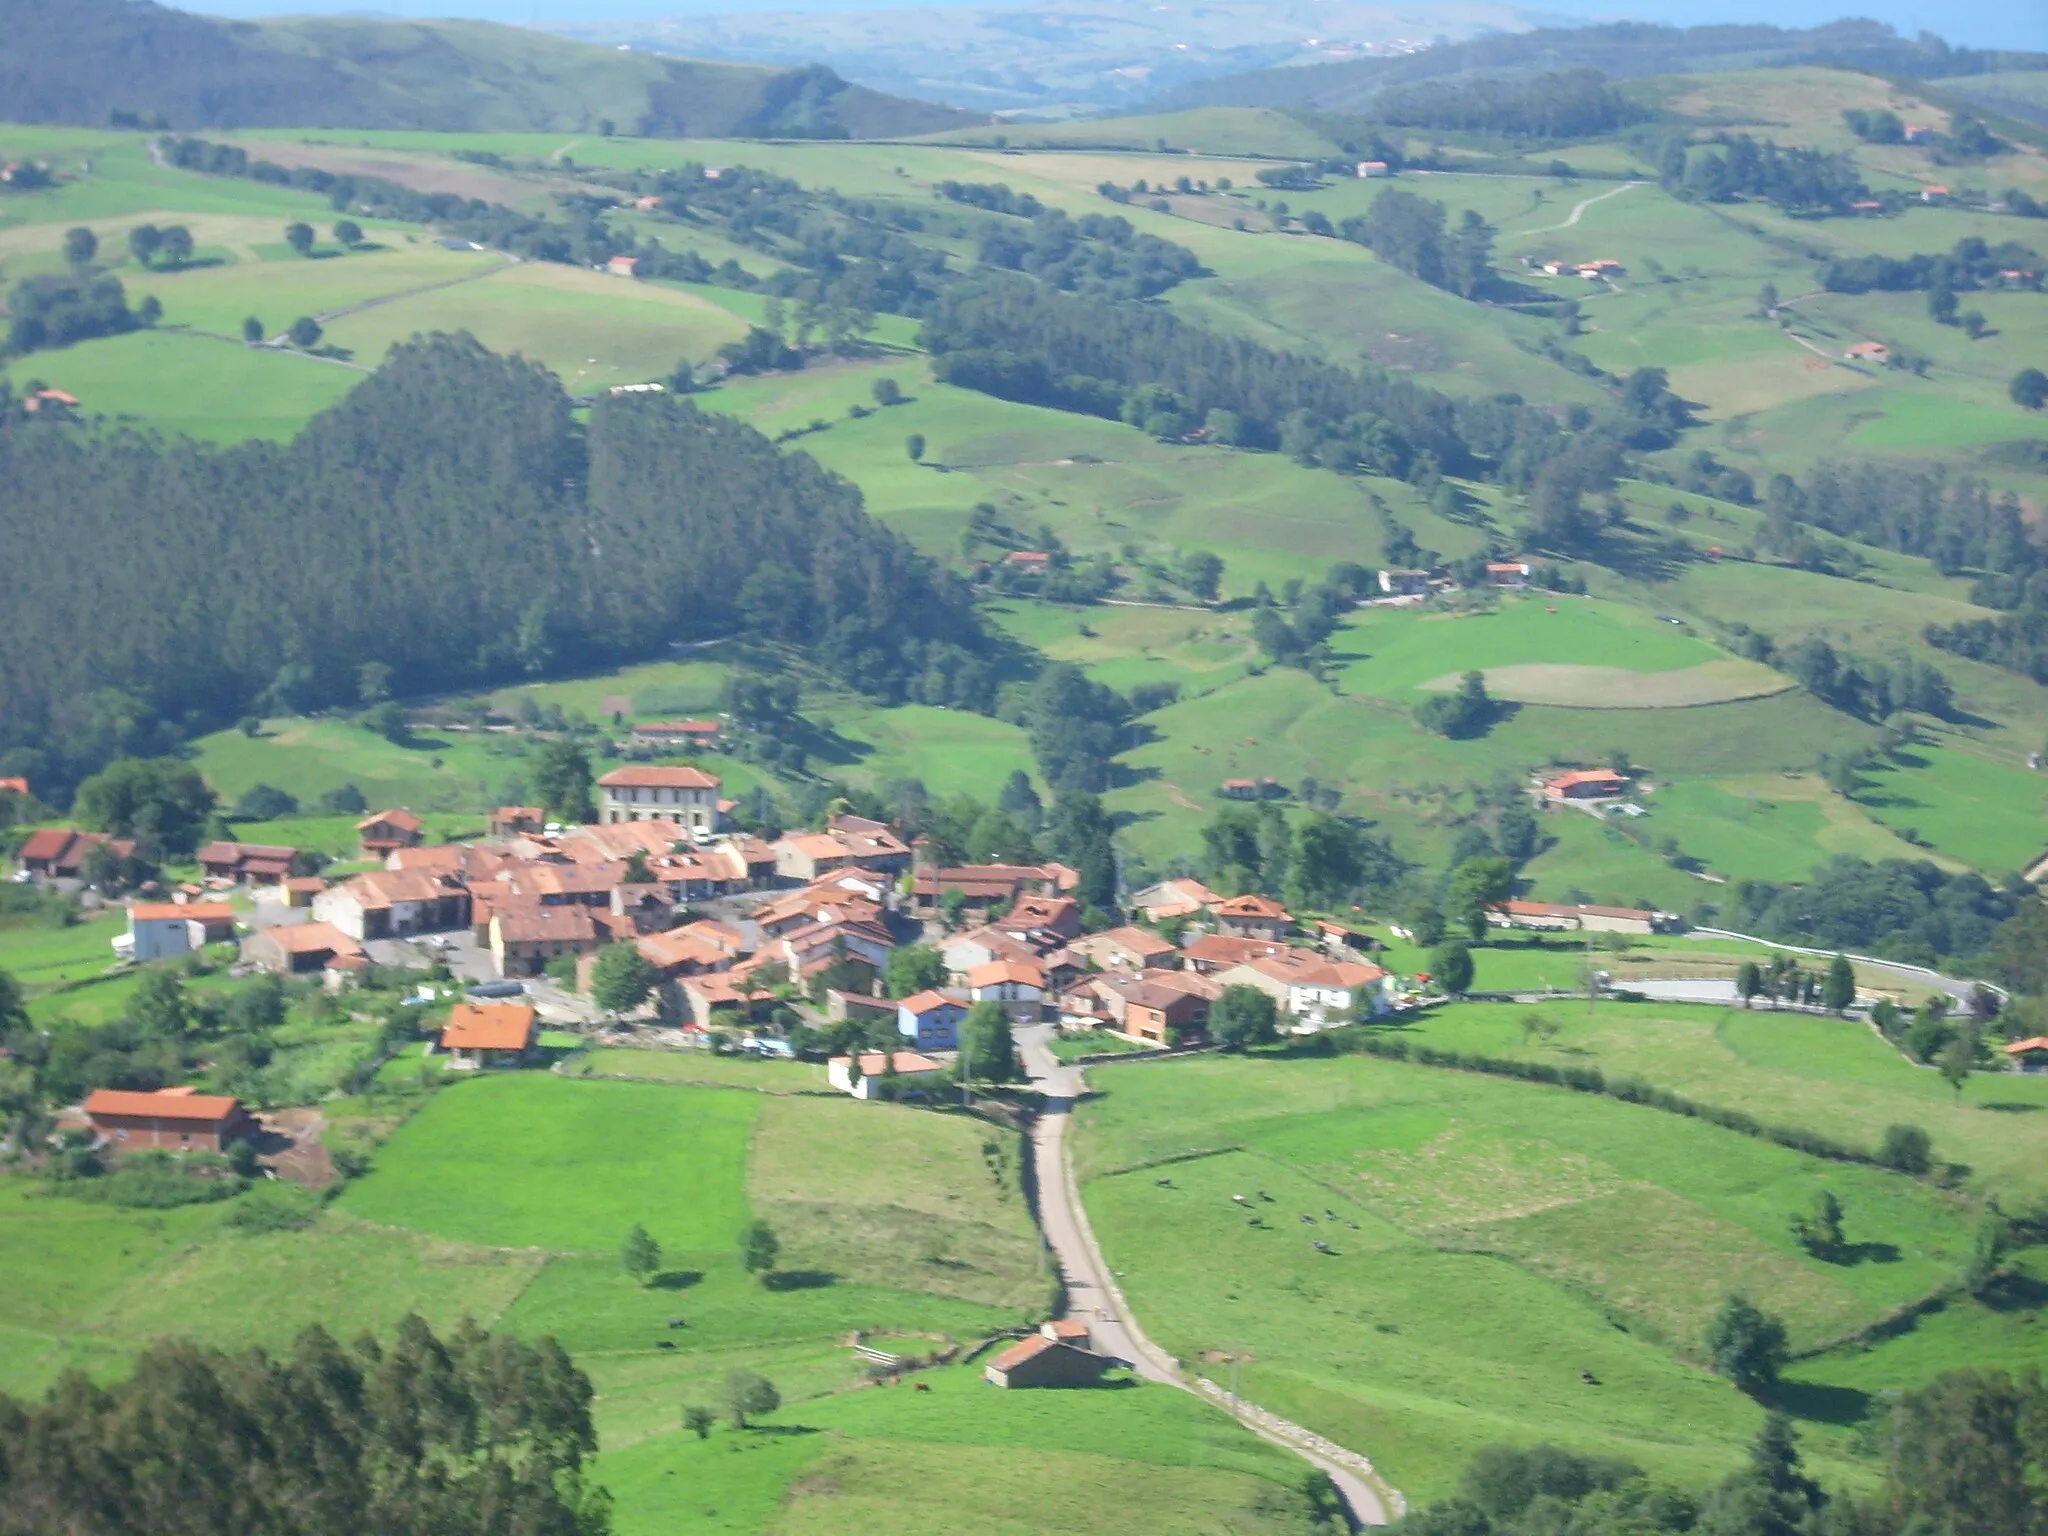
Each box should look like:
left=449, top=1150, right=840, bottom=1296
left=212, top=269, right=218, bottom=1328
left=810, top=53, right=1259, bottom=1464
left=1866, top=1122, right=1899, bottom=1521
left=897, top=990, right=969, bottom=1050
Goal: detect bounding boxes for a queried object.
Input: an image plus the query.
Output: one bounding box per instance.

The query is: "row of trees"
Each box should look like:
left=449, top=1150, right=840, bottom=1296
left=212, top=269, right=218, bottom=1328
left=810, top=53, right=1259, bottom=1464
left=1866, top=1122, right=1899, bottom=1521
left=1336, top=189, right=1496, bottom=300
left=1368, top=68, right=1647, bottom=140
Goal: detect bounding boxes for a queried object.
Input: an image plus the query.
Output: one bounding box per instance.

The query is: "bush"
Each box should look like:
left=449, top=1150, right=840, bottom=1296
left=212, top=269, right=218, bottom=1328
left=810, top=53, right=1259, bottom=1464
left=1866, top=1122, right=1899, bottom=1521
left=232, top=783, right=299, bottom=820
left=224, top=1181, right=319, bottom=1232
left=60, top=1151, right=243, bottom=1208
left=1880, top=1123, right=1933, bottom=1176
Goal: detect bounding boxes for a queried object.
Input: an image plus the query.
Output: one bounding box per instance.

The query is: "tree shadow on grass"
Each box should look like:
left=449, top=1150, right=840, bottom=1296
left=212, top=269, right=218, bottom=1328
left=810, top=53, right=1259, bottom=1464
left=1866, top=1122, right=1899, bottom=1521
left=762, top=1269, right=835, bottom=1292
left=1834, top=1242, right=1902, bottom=1266
left=649, top=1269, right=703, bottom=1291
left=1982, top=1102, right=2040, bottom=1114
left=1977, top=1272, right=2048, bottom=1312
left=1772, top=1380, right=1871, bottom=1427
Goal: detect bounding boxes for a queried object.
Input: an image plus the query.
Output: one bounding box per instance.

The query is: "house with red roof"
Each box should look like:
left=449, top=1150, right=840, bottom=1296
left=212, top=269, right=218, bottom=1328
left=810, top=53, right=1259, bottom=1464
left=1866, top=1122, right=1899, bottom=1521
left=1543, top=768, right=1628, bottom=802
left=897, top=989, right=969, bottom=1050
left=597, top=765, right=721, bottom=834
left=196, top=840, right=297, bottom=884
left=1210, top=893, right=1291, bottom=940
left=85, top=1087, right=254, bottom=1150
left=827, top=1050, right=948, bottom=1098
left=355, top=808, right=423, bottom=857
left=439, top=1001, right=539, bottom=1068
left=17, top=828, right=134, bottom=879
left=983, top=1332, right=1113, bottom=1388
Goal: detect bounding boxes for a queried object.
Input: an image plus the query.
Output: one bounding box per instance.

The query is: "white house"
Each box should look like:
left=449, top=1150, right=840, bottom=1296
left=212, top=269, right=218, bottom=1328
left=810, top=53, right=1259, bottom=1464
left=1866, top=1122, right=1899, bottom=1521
left=967, top=958, right=1045, bottom=1020
left=828, top=1050, right=948, bottom=1099
left=596, top=765, right=722, bottom=833
left=1284, top=960, right=1392, bottom=1028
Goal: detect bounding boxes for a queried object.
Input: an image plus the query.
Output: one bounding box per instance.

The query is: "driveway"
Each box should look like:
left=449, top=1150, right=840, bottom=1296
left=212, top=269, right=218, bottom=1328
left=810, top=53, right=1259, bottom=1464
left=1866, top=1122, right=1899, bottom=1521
left=1016, top=1024, right=1393, bottom=1527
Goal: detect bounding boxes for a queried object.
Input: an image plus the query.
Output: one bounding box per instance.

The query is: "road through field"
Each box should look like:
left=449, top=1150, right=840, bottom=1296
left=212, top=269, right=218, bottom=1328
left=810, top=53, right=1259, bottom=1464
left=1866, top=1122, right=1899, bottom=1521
left=1528, top=180, right=1644, bottom=233
left=1018, top=1024, right=1394, bottom=1527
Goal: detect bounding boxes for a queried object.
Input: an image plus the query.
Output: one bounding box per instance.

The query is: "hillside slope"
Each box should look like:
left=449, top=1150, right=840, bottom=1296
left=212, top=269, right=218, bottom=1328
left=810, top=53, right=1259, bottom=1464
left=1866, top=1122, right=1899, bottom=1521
left=0, top=0, right=977, bottom=138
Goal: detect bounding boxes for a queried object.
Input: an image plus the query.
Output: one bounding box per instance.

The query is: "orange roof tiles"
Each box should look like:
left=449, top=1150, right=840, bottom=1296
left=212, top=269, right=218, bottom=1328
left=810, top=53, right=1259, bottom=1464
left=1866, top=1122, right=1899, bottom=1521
left=441, top=1002, right=537, bottom=1051
left=598, top=765, right=721, bottom=789
left=85, top=1088, right=242, bottom=1123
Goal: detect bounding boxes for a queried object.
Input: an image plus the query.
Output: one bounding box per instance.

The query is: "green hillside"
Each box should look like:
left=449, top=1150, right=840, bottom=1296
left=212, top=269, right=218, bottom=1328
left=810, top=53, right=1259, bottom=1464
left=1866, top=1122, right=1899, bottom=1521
left=0, top=0, right=975, bottom=138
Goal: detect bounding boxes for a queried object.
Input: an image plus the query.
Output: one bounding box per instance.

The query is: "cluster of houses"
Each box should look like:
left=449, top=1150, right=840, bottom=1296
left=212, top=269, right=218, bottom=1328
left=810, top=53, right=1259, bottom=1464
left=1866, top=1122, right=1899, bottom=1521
left=1533, top=256, right=1625, bottom=281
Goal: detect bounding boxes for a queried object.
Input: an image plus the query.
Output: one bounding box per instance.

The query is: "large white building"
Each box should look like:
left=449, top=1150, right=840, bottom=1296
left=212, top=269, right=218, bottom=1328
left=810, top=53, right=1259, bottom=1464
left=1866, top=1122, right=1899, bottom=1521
left=595, top=765, right=721, bottom=833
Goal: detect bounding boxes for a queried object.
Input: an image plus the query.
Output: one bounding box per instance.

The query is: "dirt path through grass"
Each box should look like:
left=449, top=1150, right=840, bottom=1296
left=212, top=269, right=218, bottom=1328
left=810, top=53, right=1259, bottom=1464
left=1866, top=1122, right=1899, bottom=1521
left=1528, top=180, right=1644, bottom=234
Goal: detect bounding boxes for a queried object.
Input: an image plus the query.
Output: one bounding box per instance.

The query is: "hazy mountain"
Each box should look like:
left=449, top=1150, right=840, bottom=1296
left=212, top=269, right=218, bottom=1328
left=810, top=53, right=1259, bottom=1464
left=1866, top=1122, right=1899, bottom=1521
left=0, top=0, right=979, bottom=135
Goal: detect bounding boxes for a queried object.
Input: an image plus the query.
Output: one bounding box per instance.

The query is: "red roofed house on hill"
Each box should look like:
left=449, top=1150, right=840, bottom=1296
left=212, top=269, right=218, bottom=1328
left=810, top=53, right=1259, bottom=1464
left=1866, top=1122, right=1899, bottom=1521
left=439, top=1001, right=538, bottom=1069
left=827, top=1050, right=948, bottom=1098
left=17, top=828, right=135, bottom=878
left=967, top=957, right=1046, bottom=1020
left=1543, top=769, right=1627, bottom=802
left=597, top=765, right=721, bottom=834
left=196, top=841, right=297, bottom=884
left=1211, top=893, right=1291, bottom=941
left=628, top=720, right=721, bottom=752
left=85, top=1087, right=254, bottom=1150
left=355, top=809, right=423, bottom=857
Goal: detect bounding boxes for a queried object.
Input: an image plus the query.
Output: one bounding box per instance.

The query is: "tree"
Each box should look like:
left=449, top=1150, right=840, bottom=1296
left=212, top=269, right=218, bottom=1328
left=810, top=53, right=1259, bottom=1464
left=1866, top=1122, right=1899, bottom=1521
left=589, top=944, right=656, bottom=1017
left=1409, top=900, right=1446, bottom=948
left=682, top=1405, right=715, bottom=1440
left=128, top=968, right=190, bottom=1038
left=333, top=219, right=364, bottom=247
left=1180, top=550, right=1224, bottom=601
left=1737, top=961, right=1763, bottom=1009
left=1965, top=1212, right=2008, bottom=1298
left=128, top=223, right=163, bottom=268
left=321, top=783, right=368, bottom=815
left=871, top=376, right=901, bottom=406
left=620, top=1222, right=660, bottom=1281
left=884, top=944, right=946, bottom=998
left=1822, top=954, right=1856, bottom=1015
left=1415, top=670, right=1493, bottom=739
left=74, top=756, right=216, bottom=857
left=1211, top=983, right=1279, bottom=1051
left=288, top=315, right=322, bottom=349
left=1433, top=941, right=1475, bottom=996
left=136, top=294, right=162, bottom=326
left=531, top=740, right=593, bottom=822
left=905, top=432, right=925, bottom=462
left=1446, top=856, right=1515, bottom=939
left=725, top=1369, right=780, bottom=1428
left=242, top=315, right=264, bottom=343
left=232, top=783, right=298, bottom=820
left=1788, top=1189, right=1845, bottom=1260
left=158, top=226, right=193, bottom=267
left=738, top=1219, right=779, bottom=1282
left=285, top=221, right=315, bottom=256
left=1705, top=1294, right=1787, bottom=1395
left=938, top=886, right=968, bottom=928
left=1881, top=1123, right=1932, bottom=1175
left=1938, top=1031, right=1975, bottom=1096
left=357, top=660, right=393, bottom=704
left=63, top=226, right=97, bottom=270
left=2011, top=367, right=2048, bottom=410
left=958, top=999, right=1020, bottom=1083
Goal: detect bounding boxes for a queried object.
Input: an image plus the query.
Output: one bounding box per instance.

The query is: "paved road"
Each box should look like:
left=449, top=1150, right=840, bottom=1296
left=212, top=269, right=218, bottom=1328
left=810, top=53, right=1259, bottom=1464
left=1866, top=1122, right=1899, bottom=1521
left=1017, top=1024, right=1393, bottom=1527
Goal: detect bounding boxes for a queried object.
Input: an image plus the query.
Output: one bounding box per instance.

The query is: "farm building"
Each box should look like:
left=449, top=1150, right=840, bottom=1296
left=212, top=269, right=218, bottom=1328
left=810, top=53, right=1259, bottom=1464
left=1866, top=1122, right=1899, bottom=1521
left=828, top=1050, right=948, bottom=1098
left=1130, top=877, right=1220, bottom=921
left=898, top=990, right=970, bottom=1050
left=490, top=905, right=601, bottom=978
left=1220, top=777, right=1281, bottom=801
left=84, top=1087, right=254, bottom=1150
left=1843, top=341, right=1891, bottom=364
left=628, top=719, right=721, bottom=751
left=1487, top=899, right=1673, bottom=936
left=355, top=809, right=423, bottom=858
left=597, top=765, right=722, bottom=833
left=983, top=1334, right=1114, bottom=1388
left=604, top=253, right=640, bottom=277
left=16, top=828, right=135, bottom=878
left=1921, top=185, right=1949, bottom=203
left=910, top=861, right=1071, bottom=918
left=282, top=876, right=327, bottom=908
left=2004, top=1037, right=2048, bottom=1073
left=243, top=920, right=363, bottom=973
left=439, top=1002, right=538, bottom=1069
left=1356, top=160, right=1390, bottom=177
left=1486, top=561, right=1532, bottom=588
left=1378, top=568, right=1429, bottom=597
left=1543, top=769, right=1628, bottom=802
left=1211, top=893, right=1292, bottom=940
left=196, top=841, right=297, bottom=883
left=123, top=902, right=236, bottom=962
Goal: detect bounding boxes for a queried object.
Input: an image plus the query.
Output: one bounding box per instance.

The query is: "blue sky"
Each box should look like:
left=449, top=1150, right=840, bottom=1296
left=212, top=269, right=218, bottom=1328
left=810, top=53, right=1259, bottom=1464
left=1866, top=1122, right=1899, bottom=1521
left=176, top=0, right=2045, bottom=52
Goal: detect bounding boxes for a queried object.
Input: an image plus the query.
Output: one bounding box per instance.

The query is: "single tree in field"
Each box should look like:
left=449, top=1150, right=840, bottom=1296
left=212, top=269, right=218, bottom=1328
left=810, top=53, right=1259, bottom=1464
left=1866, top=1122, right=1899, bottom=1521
left=158, top=225, right=193, bottom=266
left=285, top=221, right=316, bottom=256
left=63, top=226, right=97, bottom=271
left=288, top=316, right=322, bottom=350
left=1788, top=1189, right=1846, bottom=1260
left=621, top=1222, right=660, bottom=1282
left=2012, top=368, right=2048, bottom=410
left=1432, top=941, right=1475, bottom=997
left=905, top=432, right=925, bottom=463
left=590, top=943, right=656, bottom=1017
left=871, top=376, right=901, bottom=406
left=1408, top=899, right=1446, bottom=948
left=136, top=295, right=162, bottom=326
left=128, top=223, right=163, bottom=268
left=241, top=315, right=265, bottom=343
left=1211, top=984, right=1279, bottom=1052
left=1705, top=1294, right=1787, bottom=1395
left=725, top=1369, right=779, bottom=1429
left=1822, top=954, right=1856, bottom=1015
left=1880, top=1123, right=1931, bottom=1175
left=682, top=1405, right=715, bottom=1440
left=738, top=1220, right=780, bottom=1284
left=1938, top=1032, right=1975, bottom=1097
left=333, top=219, right=364, bottom=248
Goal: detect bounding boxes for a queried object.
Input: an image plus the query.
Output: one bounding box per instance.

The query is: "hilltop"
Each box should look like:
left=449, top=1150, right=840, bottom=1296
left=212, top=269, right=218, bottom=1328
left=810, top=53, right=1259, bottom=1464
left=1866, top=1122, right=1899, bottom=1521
left=0, top=0, right=976, bottom=138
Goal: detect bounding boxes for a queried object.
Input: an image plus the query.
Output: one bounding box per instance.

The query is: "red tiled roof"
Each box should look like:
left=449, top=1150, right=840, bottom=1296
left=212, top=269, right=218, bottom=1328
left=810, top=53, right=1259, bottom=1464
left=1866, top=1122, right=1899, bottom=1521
left=898, top=989, right=962, bottom=1015
left=1545, top=769, right=1625, bottom=791
left=441, top=1002, right=537, bottom=1051
left=263, top=921, right=360, bottom=956
left=130, top=902, right=235, bottom=924
left=18, top=828, right=74, bottom=862
left=990, top=1334, right=1056, bottom=1370
left=598, top=766, right=720, bottom=789
left=834, top=1050, right=945, bottom=1076
left=85, top=1088, right=242, bottom=1123
left=968, top=958, right=1045, bottom=989
left=1213, top=894, right=1290, bottom=919
left=356, top=809, right=422, bottom=832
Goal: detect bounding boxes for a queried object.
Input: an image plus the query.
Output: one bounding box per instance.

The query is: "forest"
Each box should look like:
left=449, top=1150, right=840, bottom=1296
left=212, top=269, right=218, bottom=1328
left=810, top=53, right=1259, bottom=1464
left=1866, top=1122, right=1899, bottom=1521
left=1367, top=69, right=1648, bottom=140
left=0, top=336, right=994, bottom=795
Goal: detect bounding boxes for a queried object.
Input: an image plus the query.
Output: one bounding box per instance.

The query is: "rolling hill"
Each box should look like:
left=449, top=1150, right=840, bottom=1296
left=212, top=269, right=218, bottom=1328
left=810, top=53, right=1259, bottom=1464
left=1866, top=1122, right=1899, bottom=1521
left=0, top=0, right=977, bottom=138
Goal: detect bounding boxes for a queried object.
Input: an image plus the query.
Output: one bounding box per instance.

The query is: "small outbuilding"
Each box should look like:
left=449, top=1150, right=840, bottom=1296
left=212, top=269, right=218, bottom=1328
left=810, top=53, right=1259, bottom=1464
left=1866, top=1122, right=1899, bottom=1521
left=439, top=1001, right=539, bottom=1069
left=983, top=1334, right=1115, bottom=1388
left=84, top=1087, right=254, bottom=1150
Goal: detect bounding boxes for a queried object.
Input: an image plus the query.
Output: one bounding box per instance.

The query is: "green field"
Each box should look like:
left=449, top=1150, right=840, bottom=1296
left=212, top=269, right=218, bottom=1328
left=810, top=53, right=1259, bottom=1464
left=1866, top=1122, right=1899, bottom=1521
left=1073, top=1044, right=2011, bottom=1501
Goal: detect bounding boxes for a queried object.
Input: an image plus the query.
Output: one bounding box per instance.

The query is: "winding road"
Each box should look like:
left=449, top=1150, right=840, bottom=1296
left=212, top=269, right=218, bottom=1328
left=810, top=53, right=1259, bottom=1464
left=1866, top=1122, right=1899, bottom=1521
left=1528, top=180, right=1644, bottom=234
left=1017, top=1024, right=1395, bottom=1527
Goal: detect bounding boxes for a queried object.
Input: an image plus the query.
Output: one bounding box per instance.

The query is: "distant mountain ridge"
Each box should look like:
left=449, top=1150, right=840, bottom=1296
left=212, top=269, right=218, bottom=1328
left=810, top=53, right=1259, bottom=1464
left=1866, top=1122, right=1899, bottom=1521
left=1150, top=19, right=2048, bottom=115
left=0, top=0, right=979, bottom=137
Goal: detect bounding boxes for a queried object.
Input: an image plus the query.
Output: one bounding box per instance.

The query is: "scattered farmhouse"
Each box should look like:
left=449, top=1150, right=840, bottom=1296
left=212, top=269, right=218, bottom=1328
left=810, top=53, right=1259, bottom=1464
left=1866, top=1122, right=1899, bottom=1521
left=1843, top=340, right=1891, bottom=365
left=17, top=828, right=135, bottom=878
left=439, top=1002, right=538, bottom=1069
left=84, top=1087, right=254, bottom=1151
left=2004, top=1037, right=2048, bottom=1073
left=984, top=1333, right=1114, bottom=1388
left=1356, top=160, right=1391, bottom=178
left=1543, top=768, right=1628, bottom=802
left=243, top=921, right=362, bottom=974
left=1486, top=561, right=1532, bottom=588
left=355, top=809, right=423, bottom=858
left=1487, top=899, right=1675, bottom=936
left=828, top=1050, right=948, bottom=1098
left=196, top=841, right=297, bottom=884
left=597, top=765, right=721, bottom=833
left=627, top=720, right=721, bottom=752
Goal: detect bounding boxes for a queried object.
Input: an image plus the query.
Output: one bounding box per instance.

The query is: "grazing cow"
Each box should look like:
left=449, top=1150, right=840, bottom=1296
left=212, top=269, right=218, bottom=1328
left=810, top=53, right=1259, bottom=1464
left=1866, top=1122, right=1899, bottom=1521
left=913, top=1381, right=932, bottom=1394
left=1312, top=1240, right=1331, bottom=1253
